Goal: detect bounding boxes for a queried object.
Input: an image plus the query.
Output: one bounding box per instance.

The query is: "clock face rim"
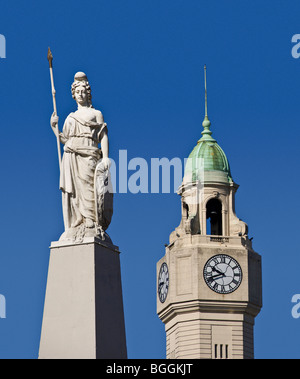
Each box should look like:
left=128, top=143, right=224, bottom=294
left=203, top=254, right=242, bottom=294
left=158, top=262, right=169, bottom=303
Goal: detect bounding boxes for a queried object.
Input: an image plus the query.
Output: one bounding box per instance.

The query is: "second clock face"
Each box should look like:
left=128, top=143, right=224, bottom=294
left=158, top=263, right=169, bottom=303
left=203, top=254, right=242, bottom=294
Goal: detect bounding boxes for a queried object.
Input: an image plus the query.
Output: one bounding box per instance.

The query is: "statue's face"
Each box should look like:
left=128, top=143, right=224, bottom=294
left=74, top=84, right=88, bottom=106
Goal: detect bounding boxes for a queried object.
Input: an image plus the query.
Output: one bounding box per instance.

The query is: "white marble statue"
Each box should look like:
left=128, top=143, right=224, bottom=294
left=50, top=72, right=113, bottom=242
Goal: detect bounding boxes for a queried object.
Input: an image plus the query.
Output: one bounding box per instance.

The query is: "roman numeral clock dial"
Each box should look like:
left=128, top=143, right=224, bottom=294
left=158, top=263, right=169, bottom=303
left=203, top=254, right=242, bottom=294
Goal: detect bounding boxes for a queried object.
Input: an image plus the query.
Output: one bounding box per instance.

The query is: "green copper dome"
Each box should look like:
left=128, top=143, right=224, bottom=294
left=184, top=115, right=233, bottom=184
left=184, top=65, right=232, bottom=185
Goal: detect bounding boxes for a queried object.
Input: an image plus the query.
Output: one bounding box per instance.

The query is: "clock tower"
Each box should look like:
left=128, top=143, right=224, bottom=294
left=157, top=66, right=262, bottom=359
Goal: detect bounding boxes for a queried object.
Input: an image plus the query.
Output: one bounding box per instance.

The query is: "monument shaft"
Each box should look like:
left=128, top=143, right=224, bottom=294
left=39, top=238, right=127, bottom=359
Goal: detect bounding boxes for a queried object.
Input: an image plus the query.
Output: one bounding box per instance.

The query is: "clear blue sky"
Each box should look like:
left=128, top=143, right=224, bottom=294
left=0, top=0, right=300, bottom=359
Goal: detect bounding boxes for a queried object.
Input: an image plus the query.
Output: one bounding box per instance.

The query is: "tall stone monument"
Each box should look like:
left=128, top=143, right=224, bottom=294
left=39, top=55, right=127, bottom=359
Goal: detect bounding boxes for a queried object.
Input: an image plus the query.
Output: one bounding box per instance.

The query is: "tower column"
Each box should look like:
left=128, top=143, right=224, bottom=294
left=201, top=208, right=207, bottom=235
left=222, top=209, right=228, bottom=236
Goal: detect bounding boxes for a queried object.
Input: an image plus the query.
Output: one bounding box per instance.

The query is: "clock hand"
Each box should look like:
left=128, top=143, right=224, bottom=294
left=207, top=273, right=225, bottom=282
left=212, top=267, right=224, bottom=275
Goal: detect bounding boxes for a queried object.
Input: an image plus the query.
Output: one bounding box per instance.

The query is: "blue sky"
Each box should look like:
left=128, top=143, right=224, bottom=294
left=0, top=0, right=300, bottom=359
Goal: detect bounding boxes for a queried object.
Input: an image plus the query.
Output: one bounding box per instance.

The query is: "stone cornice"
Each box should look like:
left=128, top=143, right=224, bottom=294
left=158, top=299, right=261, bottom=325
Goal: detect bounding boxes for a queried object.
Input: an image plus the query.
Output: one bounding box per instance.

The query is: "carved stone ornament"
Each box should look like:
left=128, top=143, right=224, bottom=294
left=213, top=191, right=219, bottom=198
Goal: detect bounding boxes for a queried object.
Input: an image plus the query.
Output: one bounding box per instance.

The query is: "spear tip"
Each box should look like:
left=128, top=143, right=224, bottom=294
left=47, top=47, right=53, bottom=68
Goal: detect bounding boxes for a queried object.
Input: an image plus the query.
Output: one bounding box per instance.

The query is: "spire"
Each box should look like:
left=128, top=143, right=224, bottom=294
left=204, top=64, right=209, bottom=122
left=200, top=65, right=214, bottom=141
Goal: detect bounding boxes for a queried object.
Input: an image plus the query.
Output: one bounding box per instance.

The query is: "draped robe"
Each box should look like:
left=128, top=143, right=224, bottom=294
left=59, top=113, right=106, bottom=232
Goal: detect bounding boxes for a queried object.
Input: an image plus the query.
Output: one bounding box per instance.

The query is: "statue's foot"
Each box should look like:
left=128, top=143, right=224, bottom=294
left=85, top=218, right=94, bottom=228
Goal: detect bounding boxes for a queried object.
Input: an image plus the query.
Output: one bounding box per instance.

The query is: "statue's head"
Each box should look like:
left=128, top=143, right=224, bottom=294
left=71, top=72, right=92, bottom=107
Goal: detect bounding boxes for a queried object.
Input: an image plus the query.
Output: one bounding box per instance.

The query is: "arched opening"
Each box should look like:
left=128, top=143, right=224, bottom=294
left=183, top=201, right=189, bottom=220
left=206, top=198, right=222, bottom=236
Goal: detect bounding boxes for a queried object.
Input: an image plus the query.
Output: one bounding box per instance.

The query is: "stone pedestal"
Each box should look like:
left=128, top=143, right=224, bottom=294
left=39, top=237, right=127, bottom=359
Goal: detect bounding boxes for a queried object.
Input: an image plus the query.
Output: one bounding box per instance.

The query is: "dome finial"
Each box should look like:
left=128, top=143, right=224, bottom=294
left=204, top=65, right=208, bottom=120
left=201, top=65, right=213, bottom=139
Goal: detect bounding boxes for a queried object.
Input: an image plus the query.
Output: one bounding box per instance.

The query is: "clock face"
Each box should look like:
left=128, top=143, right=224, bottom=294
left=158, top=263, right=169, bottom=303
left=203, top=254, right=242, bottom=294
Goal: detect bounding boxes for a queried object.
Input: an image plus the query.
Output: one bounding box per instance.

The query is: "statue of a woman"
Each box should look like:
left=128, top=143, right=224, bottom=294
left=50, top=72, right=113, bottom=242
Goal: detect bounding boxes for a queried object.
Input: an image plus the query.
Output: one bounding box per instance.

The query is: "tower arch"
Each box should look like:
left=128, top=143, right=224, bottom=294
left=206, top=197, right=222, bottom=236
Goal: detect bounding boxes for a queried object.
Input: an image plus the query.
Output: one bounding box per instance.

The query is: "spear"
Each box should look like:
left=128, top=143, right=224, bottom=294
left=47, top=47, right=62, bottom=170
